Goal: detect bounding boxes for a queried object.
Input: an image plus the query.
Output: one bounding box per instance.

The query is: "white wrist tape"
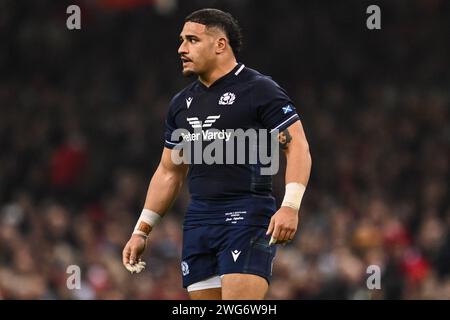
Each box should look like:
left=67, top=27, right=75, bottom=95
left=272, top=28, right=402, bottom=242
left=281, top=182, right=306, bottom=211
left=133, top=208, right=162, bottom=237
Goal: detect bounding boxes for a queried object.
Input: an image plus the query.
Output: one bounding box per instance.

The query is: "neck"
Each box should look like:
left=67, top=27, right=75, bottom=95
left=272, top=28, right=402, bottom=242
left=198, top=59, right=238, bottom=87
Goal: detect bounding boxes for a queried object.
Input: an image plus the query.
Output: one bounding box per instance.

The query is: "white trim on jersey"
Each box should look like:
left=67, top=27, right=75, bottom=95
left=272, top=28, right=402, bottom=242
left=234, top=64, right=245, bottom=76
left=270, top=114, right=299, bottom=133
left=165, top=140, right=178, bottom=145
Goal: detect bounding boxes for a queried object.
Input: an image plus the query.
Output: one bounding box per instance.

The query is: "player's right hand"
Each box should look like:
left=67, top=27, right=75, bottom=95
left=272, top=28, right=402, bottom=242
left=122, top=234, right=147, bottom=273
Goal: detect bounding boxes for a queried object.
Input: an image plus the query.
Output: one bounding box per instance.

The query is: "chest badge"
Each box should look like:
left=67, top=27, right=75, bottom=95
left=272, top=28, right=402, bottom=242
left=218, top=92, right=236, bottom=105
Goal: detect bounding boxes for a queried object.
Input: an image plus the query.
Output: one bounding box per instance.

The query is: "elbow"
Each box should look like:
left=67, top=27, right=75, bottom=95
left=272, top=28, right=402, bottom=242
left=164, top=170, right=185, bottom=187
left=307, top=147, right=312, bottom=169
left=157, top=163, right=185, bottom=188
left=304, top=138, right=312, bottom=160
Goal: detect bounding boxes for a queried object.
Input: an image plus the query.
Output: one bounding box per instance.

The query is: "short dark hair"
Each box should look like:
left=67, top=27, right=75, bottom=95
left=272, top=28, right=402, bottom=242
left=185, top=8, right=243, bottom=55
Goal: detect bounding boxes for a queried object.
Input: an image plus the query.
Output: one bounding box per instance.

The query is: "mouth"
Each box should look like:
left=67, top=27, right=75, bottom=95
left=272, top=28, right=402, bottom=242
left=181, top=57, right=192, bottom=65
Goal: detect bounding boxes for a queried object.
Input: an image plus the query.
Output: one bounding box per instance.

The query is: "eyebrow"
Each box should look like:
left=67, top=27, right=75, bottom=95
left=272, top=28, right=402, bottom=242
left=179, top=34, right=200, bottom=41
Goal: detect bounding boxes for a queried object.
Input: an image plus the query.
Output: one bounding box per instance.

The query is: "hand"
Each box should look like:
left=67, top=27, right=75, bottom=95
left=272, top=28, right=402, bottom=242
left=266, top=206, right=299, bottom=245
left=122, top=234, right=147, bottom=273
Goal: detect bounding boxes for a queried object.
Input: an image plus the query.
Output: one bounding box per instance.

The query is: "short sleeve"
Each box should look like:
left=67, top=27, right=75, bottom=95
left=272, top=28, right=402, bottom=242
left=253, top=77, right=299, bottom=132
left=164, top=96, right=181, bottom=149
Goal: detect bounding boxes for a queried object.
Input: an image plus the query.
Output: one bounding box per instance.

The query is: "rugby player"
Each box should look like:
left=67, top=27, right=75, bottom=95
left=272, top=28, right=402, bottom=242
left=122, top=8, right=312, bottom=300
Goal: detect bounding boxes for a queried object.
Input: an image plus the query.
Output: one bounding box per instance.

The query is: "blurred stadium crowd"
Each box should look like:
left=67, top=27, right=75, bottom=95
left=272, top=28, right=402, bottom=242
left=1, top=0, right=449, bottom=299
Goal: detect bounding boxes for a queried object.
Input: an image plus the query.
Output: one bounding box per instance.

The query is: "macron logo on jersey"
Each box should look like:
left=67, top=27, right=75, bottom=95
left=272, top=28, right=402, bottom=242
left=231, top=250, right=241, bottom=262
left=187, top=115, right=221, bottom=129
left=186, top=97, right=193, bottom=109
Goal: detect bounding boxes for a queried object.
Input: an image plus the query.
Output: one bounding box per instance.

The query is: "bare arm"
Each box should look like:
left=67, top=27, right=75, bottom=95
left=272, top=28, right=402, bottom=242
left=267, top=120, right=312, bottom=243
left=123, top=147, right=188, bottom=268
left=143, top=147, right=189, bottom=221
left=279, top=120, right=312, bottom=187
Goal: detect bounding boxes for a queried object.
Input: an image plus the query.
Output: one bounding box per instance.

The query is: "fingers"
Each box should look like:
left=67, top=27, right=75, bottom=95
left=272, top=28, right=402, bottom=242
left=129, top=253, right=137, bottom=265
left=287, top=229, right=296, bottom=242
left=123, top=236, right=148, bottom=274
left=270, top=236, right=289, bottom=245
left=123, top=242, right=141, bottom=265
left=269, top=223, right=282, bottom=246
left=271, top=222, right=281, bottom=242
left=268, top=218, right=282, bottom=245
left=266, top=218, right=275, bottom=236
left=122, top=245, right=131, bottom=266
left=128, top=243, right=142, bottom=265
left=278, top=229, right=288, bottom=242
left=269, top=235, right=277, bottom=245
left=270, top=236, right=288, bottom=245
left=269, top=225, right=297, bottom=245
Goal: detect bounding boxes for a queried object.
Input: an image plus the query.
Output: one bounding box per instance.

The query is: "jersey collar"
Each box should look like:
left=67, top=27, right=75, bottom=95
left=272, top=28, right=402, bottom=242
left=197, top=62, right=244, bottom=90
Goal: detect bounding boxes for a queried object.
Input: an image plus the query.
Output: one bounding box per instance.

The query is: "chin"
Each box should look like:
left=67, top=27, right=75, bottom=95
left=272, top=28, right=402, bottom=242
left=182, top=68, right=196, bottom=77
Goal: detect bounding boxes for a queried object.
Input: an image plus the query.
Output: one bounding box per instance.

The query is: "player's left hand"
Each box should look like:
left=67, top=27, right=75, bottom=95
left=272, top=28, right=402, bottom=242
left=266, top=206, right=299, bottom=245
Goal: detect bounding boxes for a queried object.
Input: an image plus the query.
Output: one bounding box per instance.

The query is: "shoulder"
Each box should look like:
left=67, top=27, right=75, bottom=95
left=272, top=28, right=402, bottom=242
left=239, top=66, right=292, bottom=108
left=240, top=66, right=283, bottom=92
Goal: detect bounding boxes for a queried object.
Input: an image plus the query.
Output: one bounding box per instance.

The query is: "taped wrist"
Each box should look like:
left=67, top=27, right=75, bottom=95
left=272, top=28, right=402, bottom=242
left=281, top=182, right=306, bottom=211
left=132, top=209, right=162, bottom=238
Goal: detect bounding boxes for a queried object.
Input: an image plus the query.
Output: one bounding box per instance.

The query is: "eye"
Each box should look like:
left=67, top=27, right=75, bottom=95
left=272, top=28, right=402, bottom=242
left=190, top=38, right=197, bottom=44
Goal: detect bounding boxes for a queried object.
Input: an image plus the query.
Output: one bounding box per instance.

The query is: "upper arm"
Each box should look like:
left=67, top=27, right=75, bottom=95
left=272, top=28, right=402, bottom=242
left=253, top=77, right=300, bottom=132
left=278, top=120, right=310, bottom=153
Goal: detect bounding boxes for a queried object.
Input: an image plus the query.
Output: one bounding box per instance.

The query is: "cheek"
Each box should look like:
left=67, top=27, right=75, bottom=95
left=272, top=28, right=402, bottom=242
left=196, top=45, right=214, bottom=63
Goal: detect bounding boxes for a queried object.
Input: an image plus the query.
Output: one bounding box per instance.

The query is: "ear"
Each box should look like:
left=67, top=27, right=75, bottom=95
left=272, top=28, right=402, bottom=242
left=216, top=37, right=227, bottom=54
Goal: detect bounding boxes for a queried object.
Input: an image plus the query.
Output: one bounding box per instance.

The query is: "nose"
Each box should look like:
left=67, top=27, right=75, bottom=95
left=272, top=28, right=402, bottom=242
left=178, top=40, right=188, bottom=55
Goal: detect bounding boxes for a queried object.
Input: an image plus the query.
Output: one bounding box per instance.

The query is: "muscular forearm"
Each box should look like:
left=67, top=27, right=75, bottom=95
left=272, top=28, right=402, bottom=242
left=131, top=148, right=187, bottom=238
left=277, top=120, right=312, bottom=213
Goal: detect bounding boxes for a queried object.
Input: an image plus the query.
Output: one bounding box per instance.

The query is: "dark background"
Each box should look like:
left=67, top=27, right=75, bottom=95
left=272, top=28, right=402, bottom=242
left=0, top=0, right=449, bottom=299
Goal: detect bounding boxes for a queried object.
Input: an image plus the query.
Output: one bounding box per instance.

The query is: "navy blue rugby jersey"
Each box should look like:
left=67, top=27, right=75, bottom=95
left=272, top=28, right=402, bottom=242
left=164, top=63, right=299, bottom=201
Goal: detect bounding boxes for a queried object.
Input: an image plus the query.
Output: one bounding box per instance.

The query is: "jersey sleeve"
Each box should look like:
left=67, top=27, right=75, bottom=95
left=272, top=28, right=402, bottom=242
left=253, top=77, right=299, bottom=132
left=164, top=96, right=182, bottom=149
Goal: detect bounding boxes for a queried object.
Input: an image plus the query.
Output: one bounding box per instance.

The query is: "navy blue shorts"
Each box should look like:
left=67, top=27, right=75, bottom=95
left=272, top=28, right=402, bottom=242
left=181, top=225, right=277, bottom=288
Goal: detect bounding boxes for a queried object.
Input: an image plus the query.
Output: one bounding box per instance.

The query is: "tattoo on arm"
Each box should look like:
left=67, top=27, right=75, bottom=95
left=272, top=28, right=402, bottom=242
left=278, top=128, right=292, bottom=150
